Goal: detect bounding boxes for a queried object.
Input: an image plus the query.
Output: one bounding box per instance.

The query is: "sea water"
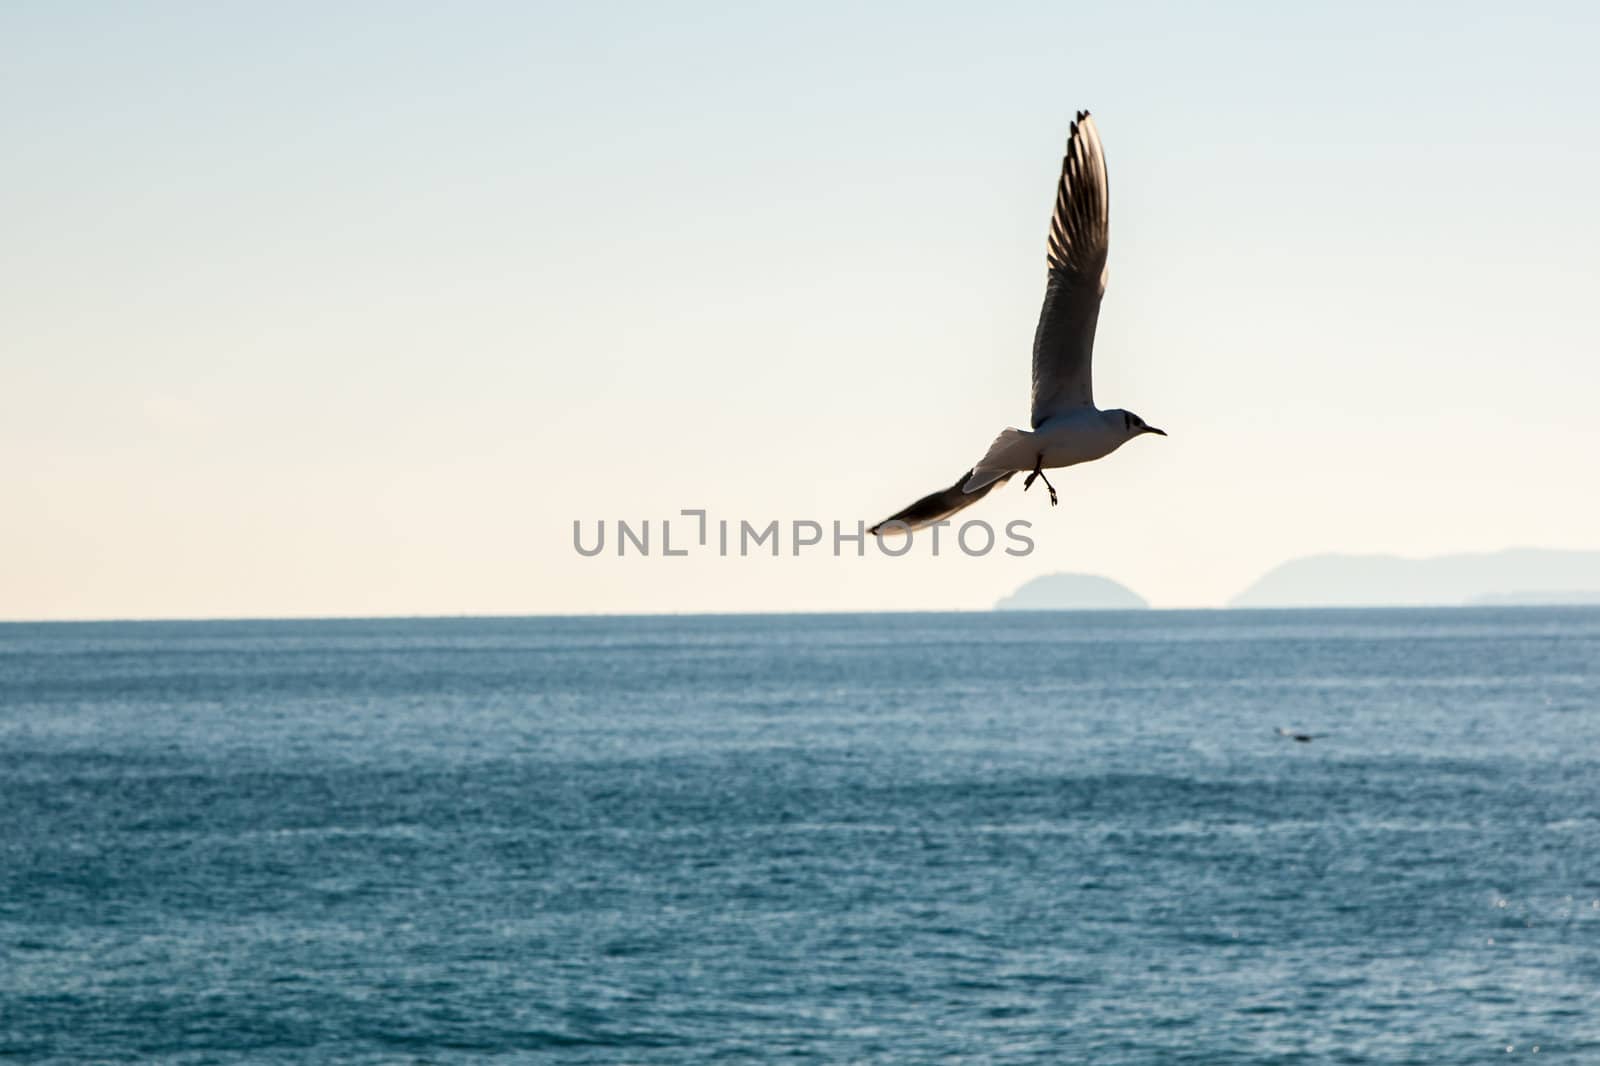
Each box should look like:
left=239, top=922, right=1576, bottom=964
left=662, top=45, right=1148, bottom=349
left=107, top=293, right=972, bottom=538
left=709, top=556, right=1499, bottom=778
left=2, top=608, right=1597, bottom=1063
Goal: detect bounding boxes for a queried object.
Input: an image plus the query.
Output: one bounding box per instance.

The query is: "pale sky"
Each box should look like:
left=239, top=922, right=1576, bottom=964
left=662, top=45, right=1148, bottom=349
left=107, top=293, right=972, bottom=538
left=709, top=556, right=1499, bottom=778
left=3, top=1, right=1598, bottom=619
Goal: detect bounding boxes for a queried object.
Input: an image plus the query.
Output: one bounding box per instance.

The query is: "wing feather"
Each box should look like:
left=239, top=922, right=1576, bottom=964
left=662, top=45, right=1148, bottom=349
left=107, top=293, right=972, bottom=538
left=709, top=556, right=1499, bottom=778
left=1030, top=111, right=1110, bottom=427
left=868, top=470, right=1013, bottom=535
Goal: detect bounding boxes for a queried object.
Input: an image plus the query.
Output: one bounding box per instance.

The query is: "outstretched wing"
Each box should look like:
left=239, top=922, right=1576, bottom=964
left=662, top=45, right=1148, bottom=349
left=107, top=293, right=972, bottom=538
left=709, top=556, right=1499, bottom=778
left=869, top=470, right=1013, bottom=535
left=1030, top=111, right=1110, bottom=428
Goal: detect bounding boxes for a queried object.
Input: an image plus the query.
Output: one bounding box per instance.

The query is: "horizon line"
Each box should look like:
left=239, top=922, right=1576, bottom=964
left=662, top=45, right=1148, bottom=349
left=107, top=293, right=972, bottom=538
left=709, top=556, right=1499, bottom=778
left=5, top=602, right=1600, bottom=627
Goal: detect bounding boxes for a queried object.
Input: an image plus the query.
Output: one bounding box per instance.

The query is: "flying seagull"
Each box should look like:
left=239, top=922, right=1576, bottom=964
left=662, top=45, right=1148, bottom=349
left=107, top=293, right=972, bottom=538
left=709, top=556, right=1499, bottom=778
left=1276, top=728, right=1328, bottom=743
left=870, top=111, right=1165, bottom=535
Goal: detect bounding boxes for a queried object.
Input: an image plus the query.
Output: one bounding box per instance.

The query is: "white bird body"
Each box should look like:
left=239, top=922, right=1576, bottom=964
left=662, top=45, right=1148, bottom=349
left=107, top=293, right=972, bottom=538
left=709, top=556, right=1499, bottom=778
left=1036, top=410, right=1138, bottom=467
left=869, top=110, right=1167, bottom=535
left=964, top=409, right=1143, bottom=493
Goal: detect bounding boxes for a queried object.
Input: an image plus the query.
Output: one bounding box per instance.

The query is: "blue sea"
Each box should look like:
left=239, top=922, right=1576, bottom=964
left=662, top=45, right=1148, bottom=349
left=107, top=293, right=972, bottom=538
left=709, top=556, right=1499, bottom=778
left=2, top=608, right=1598, bottom=1063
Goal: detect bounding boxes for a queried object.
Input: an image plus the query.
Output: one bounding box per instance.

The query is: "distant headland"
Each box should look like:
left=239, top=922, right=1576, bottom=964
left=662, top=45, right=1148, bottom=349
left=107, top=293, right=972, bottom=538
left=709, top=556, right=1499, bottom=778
left=996, top=548, right=1600, bottom=611
left=1228, top=548, right=1600, bottom=608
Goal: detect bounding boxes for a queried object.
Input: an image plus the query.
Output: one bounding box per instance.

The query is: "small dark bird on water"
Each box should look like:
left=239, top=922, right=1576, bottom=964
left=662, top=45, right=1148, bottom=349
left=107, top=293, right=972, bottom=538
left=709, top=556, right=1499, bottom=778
left=1277, top=728, right=1327, bottom=743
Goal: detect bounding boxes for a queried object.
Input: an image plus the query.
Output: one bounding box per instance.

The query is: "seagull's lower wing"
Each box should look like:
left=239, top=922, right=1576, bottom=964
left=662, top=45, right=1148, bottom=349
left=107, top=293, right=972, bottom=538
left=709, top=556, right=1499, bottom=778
left=869, top=469, right=1013, bottom=534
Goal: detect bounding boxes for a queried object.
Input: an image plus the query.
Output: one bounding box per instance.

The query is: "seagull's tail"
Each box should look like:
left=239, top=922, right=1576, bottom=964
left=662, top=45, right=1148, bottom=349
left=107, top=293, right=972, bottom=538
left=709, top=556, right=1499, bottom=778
left=963, top=428, right=1033, bottom=493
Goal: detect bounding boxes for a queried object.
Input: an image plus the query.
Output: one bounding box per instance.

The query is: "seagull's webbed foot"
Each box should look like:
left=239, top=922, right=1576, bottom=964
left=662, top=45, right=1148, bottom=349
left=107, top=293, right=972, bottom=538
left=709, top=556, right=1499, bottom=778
left=1024, top=457, right=1058, bottom=507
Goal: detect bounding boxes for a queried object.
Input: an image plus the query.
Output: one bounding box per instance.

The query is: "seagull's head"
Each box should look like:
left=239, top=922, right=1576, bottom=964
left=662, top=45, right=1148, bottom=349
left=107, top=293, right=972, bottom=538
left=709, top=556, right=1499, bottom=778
left=1113, top=409, right=1167, bottom=440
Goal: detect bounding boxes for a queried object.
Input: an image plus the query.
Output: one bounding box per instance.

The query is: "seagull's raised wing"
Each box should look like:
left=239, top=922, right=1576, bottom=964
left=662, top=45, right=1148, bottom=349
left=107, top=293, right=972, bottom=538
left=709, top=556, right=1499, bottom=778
left=1030, top=111, right=1110, bottom=427
left=869, top=470, right=1014, bottom=535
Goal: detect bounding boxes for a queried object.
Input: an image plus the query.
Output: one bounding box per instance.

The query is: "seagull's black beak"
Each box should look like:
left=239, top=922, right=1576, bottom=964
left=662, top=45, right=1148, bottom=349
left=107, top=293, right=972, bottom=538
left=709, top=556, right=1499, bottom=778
left=1143, top=426, right=1167, bottom=437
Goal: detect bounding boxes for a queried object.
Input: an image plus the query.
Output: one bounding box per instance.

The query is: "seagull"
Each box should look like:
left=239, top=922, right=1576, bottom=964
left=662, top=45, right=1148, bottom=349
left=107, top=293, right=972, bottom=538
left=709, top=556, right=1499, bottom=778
left=869, top=111, right=1165, bottom=535
left=1276, top=728, right=1328, bottom=743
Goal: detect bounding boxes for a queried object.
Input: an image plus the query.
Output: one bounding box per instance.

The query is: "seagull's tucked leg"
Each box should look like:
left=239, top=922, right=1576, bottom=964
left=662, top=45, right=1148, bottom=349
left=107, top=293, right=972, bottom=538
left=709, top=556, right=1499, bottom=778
left=1023, top=455, right=1058, bottom=507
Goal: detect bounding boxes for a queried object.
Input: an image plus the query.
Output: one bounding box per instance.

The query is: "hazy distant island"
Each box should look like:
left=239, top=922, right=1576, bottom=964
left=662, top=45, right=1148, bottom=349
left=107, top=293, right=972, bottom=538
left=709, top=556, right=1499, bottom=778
left=995, top=573, right=1149, bottom=611
left=1230, top=548, right=1600, bottom=608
